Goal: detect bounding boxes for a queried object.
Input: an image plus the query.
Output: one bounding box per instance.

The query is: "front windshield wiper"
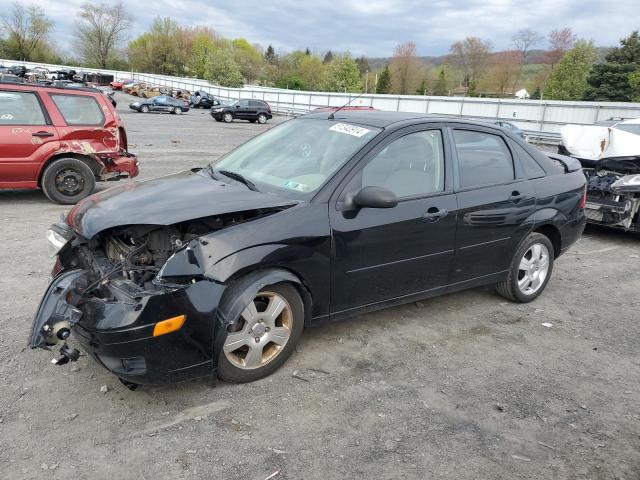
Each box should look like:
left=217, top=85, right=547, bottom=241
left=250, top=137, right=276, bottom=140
left=218, top=169, right=259, bottom=192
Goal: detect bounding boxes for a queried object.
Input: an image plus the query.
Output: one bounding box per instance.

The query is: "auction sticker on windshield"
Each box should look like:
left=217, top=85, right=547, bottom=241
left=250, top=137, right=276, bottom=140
left=329, top=123, right=371, bottom=138
left=284, top=180, right=308, bottom=192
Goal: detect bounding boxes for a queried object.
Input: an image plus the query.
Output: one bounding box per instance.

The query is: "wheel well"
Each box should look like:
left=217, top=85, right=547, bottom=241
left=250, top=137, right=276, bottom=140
left=227, top=267, right=314, bottom=326
left=534, top=224, right=561, bottom=258
left=39, top=153, right=104, bottom=187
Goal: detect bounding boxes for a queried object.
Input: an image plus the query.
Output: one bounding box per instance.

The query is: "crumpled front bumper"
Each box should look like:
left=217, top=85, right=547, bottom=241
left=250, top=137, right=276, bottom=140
left=29, top=270, right=227, bottom=385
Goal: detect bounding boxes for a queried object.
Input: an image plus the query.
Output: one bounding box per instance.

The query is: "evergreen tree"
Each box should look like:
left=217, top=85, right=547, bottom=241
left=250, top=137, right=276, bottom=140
left=584, top=31, right=640, bottom=101
left=304, top=47, right=311, bottom=56
left=544, top=40, right=597, bottom=100
left=264, top=44, right=276, bottom=64
left=629, top=67, right=640, bottom=101
left=376, top=65, right=391, bottom=94
left=323, top=50, right=333, bottom=64
left=416, top=79, right=428, bottom=95
left=432, top=67, right=448, bottom=96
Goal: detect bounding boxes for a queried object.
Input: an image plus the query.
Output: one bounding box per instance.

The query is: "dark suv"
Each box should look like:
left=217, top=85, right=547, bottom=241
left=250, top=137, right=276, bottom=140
left=211, top=99, right=272, bottom=124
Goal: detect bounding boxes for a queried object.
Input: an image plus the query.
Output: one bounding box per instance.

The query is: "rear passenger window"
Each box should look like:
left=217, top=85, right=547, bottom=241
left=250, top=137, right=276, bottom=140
left=511, top=142, right=546, bottom=179
left=50, top=94, right=104, bottom=125
left=453, top=130, right=514, bottom=188
left=0, top=91, right=46, bottom=125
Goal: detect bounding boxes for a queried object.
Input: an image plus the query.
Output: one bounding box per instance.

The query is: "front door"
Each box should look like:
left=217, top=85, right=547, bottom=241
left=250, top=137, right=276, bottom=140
left=330, top=127, right=458, bottom=313
left=449, top=127, right=536, bottom=282
left=0, top=90, right=59, bottom=187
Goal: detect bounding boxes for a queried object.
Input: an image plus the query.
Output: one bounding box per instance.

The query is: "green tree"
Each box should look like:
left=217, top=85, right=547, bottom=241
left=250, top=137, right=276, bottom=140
left=584, top=31, right=640, bottom=101
left=432, top=67, right=448, bottom=96
left=323, top=50, right=333, bottom=64
left=629, top=67, right=640, bottom=101
left=1, top=2, right=53, bottom=61
left=188, top=29, right=221, bottom=78
left=323, top=54, right=361, bottom=92
left=297, top=54, right=325, bottom=90
left=376, top=65, right=391, bottom=93
left=204, top=47, right=244, bottom=87
left=544, top=40, right=597, bottom=100
left=232, top=38, right=263, bottom=83
left=128, top=18, right=184, bottom=74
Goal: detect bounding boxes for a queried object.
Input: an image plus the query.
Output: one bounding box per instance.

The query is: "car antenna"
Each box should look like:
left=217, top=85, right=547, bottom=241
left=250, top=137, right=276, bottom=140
left=328, top=91, right=367, bottom=120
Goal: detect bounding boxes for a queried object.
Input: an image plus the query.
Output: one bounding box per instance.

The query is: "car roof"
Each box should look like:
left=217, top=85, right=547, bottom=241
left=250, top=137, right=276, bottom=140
left=301, top=110, right=502, bottom=129
left=0, top=81, right=106, bottom=96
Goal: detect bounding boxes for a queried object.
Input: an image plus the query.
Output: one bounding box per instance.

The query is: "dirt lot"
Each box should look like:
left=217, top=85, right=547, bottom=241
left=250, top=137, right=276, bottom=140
left=1, top=93, right=639, bottom=480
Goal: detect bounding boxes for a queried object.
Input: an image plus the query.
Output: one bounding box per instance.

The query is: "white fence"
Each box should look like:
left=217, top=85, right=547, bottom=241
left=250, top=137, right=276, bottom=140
left=4, top=58, right=640, bottom=138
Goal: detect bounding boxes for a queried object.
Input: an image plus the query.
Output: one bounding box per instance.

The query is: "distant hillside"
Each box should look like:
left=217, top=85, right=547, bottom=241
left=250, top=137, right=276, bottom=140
left=368, top=47, right=613, bottom=71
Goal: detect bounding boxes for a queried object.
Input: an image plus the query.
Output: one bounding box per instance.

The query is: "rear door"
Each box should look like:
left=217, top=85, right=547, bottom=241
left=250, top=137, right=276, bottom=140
left=234, top=100, right=251, bottom=119
left=0, top=89, right=59, bottom=187
left=449, top=126, right=535, bottom=282
left=330, top=126, right=458, bottom=312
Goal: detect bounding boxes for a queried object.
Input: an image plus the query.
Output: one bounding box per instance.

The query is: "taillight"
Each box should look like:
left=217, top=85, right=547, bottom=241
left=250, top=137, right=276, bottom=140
left=580, top=185, right=587, bottom=209
left=267, top=103, right=272, bottom=114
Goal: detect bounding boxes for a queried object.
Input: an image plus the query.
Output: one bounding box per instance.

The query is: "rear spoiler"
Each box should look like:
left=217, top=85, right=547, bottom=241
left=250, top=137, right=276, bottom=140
left=547, top=153, right=582, bottom=173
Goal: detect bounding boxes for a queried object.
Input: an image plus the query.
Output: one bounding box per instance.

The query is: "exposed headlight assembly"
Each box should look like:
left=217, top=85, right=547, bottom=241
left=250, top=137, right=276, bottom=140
left=46, top=223, right=74, bottom=256
left=611, top=174, right=640, bottom=194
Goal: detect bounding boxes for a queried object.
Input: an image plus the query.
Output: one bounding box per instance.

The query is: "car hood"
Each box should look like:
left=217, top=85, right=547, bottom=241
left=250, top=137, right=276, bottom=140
left=67, top=169, right=298, bottom=238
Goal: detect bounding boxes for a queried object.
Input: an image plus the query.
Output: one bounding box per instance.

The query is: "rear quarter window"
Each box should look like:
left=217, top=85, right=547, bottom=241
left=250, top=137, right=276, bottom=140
left=0, top=91, right=47, bottom=125
left=50, top=94, right=105, bottom=125
left=511, top=142, right=546, bottom=179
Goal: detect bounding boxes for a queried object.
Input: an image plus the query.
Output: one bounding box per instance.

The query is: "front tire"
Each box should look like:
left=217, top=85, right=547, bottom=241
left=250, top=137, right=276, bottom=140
left=496, top=232, right=554, bottom=303
left=140, top=105, right=150, bottom=113
left=223, top=112, right=233, bottom=123
left=41, top=158, right=95, bottom=205
left=218, top=283, right=304, bottom=383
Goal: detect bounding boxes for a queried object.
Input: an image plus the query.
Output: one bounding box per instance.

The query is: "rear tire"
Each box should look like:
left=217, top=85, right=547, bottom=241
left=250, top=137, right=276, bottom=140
left=496, top=232, right=554, bottom=303
left=173, top=107, right=183, bottom=115
left=218, top=283, right=304, bottom=383
left=41, top=158, right=95, bottom=205
left=257, top=113, right=268, bottom=124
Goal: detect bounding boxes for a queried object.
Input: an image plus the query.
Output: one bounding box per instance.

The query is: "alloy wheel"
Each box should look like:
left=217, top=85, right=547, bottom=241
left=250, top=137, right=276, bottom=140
left=223, top=291, right=293, bottom=370
left=517, top=243, right=550, bottom=295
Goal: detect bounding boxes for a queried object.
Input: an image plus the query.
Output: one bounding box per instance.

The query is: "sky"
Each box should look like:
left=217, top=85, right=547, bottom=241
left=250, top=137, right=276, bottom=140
left=33, top=0, right=640, bottom=57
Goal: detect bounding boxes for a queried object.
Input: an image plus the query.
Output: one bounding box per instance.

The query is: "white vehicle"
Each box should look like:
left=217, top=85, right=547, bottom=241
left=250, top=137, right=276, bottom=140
left=560, top=118, right=640, bottom=232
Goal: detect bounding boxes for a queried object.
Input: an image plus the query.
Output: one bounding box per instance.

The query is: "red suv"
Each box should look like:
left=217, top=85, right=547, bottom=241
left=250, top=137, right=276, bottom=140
left=0, top=82, right=138, bottom=204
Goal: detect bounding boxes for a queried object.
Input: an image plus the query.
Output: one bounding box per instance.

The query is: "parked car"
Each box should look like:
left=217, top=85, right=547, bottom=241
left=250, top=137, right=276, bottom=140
left=559, top=117, right=640, bottom=232
left=211, top=99, right=272, bottom=123
left=7, top=65, right=27, bottom=78
left=494, top=120, right=526, bottom=139
left=30, top=111, right=586, bottom=386
left=110, top=78, right=133, bottom=90
left=190, top=91, right=223, bottom=109
left=0, top=73, right=23, bottom=83
left=0, top=82, right=138, bottom=204
left=129, top=95, right=189, bottom=114
left=140, top=86, right=168, bottom=98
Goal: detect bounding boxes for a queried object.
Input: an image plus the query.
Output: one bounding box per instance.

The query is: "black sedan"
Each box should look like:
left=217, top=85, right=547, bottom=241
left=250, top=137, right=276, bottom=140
left=129, top=95, right=189, bottom=114
left=211, top=99, right=272, bottom=123
left=30, top=112, right=586, bottom=387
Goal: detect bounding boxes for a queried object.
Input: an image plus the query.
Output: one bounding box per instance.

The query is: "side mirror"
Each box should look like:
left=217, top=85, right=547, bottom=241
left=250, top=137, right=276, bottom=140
left=348, top=186, right=398, bottom=210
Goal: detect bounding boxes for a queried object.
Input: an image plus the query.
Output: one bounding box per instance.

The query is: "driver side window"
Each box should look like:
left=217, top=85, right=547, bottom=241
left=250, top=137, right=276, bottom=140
left=353, top=130, right=445, bottom=199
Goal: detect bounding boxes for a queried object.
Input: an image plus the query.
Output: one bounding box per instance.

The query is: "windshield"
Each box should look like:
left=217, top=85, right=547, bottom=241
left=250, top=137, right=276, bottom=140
left=212, top=118, right=381, bottom=197
left=614, top=123, right=640, bottom=136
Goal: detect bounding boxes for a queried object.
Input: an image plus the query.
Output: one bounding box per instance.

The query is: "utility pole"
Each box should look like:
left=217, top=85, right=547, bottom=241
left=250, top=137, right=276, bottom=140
left=365, top=70, right=369, bottom=93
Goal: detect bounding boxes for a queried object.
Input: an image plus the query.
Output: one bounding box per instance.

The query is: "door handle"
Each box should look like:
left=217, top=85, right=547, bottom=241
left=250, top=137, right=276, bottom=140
left=422, top=207, right=448, bottom=222
left=509, top=191, right=524, bottom=203
left=32, top=131, right=54, bottom=138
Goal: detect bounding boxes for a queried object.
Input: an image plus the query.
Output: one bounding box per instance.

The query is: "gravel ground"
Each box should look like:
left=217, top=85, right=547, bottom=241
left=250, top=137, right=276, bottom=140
left=1, top=93, right=639, bottom=480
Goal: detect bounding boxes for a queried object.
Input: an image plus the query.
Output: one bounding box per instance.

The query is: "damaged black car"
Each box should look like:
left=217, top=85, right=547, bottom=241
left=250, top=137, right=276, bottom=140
left=30, top=112, right=587, bottom=387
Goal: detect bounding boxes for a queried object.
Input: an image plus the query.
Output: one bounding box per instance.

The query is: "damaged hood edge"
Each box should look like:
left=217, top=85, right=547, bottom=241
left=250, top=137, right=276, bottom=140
left=66, top=170, right=299, bottom=238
